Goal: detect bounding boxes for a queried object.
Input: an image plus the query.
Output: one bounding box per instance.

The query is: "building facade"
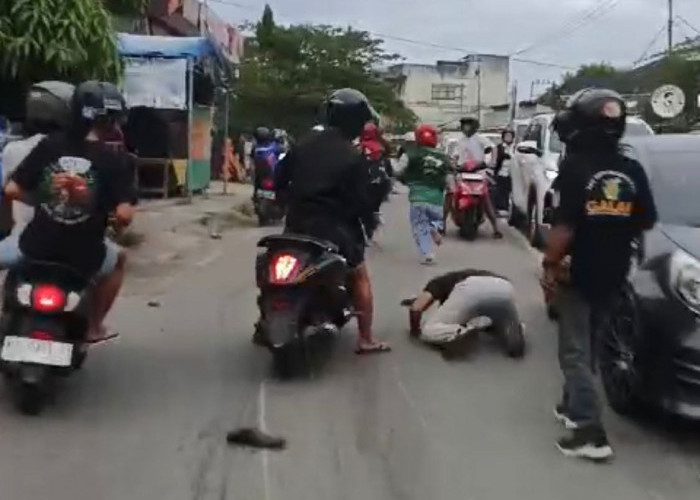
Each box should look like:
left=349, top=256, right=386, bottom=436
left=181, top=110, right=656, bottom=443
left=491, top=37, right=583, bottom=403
left=385, top=55, right=510, bottom=129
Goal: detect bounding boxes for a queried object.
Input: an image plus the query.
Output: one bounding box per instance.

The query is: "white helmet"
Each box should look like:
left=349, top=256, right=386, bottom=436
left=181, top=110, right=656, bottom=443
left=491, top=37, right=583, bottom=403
left=312, top=124, right=324, bottom=131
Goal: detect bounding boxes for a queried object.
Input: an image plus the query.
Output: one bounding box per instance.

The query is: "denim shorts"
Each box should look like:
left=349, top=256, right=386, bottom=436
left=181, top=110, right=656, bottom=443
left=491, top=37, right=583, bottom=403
left=0, top=236, right=121, bottom=278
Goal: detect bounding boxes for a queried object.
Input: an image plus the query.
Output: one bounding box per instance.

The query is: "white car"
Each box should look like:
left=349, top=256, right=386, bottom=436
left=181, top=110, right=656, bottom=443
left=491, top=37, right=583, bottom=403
left=509, top=113, right=654, bottom=247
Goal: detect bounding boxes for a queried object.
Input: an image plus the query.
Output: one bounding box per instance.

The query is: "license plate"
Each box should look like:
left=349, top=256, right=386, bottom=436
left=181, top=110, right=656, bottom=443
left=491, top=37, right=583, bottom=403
left=1, top=336, right=73, bottom=367
left=259, top=190, right=276, bottom=200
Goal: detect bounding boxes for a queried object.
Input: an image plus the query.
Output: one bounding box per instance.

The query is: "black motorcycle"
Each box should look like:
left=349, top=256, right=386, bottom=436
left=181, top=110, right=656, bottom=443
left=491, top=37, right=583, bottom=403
left=253, top=177, right=285, bottom=226
left=255, top=234, right=353, bottom=378
left=0, top=261, right=94, bottom=415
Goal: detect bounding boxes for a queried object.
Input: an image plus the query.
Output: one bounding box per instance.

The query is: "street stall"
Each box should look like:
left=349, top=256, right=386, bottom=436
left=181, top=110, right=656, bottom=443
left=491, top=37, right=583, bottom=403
left=116, top=33, right=227, bottom=198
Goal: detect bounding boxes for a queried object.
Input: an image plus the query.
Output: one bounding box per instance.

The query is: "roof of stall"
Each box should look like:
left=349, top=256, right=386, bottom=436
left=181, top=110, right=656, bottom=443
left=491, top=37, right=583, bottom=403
left=117, top=33, right=222, bottom=61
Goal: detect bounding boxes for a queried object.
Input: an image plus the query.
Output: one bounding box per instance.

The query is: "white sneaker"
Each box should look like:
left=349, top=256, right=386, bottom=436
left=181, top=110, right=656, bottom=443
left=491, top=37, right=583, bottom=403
left=421, top=254, right=436, bottom=265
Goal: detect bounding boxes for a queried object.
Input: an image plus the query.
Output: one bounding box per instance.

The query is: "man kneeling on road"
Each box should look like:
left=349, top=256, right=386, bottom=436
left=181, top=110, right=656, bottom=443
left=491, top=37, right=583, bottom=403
left=401, top=269, right=524, bottom=357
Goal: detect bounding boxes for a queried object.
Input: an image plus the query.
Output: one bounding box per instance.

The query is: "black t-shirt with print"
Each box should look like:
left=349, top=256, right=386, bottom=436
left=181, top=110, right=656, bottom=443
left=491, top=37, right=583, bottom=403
left=552, top=151, right=657, bottom=299
left=12, top=132, right=135, bottom=275
left=424, top=269, right=506, bottom=304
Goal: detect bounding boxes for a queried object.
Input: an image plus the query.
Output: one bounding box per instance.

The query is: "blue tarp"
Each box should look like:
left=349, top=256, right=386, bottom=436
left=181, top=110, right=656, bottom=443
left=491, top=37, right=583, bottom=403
left=117, top=33, right=218, bottom=59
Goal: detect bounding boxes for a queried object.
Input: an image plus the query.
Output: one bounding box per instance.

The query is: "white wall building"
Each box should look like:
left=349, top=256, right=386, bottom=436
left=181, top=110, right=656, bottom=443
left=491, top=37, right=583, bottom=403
left=385, top=55, right=510, bottom=129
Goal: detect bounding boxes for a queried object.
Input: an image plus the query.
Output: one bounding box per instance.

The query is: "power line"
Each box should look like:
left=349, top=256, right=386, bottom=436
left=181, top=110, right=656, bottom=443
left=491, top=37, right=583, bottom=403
left=676, top=15, right=700, bottom=37
left=205, top=0, right=575, bottom=69
left=633, top=24, right=667, bottom=66
left=511, top=0, right=619, bottom=56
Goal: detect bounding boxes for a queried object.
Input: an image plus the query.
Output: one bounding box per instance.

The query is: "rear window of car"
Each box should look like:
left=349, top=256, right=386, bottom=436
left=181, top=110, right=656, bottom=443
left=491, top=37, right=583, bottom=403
left=648, top=151, right=700, bottom=226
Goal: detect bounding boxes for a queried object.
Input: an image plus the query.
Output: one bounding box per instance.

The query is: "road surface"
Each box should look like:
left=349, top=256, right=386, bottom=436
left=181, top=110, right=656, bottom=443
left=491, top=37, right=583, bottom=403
left=0, top=191, right=699, bottom=500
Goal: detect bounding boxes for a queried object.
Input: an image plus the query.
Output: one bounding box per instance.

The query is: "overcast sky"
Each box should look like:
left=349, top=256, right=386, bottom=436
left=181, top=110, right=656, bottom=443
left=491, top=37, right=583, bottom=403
left=210, top=0, right=700, bottom=99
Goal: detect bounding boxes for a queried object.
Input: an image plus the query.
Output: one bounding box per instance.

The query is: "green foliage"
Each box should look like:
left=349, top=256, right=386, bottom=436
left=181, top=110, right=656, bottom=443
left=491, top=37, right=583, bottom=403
left=0, top=0, right=121, bottom=83
left=103, top=0, right=147, bottom=16
left=231, top=7, right=417, bottom=136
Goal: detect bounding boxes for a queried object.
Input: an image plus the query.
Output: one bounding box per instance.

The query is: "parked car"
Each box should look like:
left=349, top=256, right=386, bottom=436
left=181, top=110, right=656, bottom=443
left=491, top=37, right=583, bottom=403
left=599, top=135, right=700, bottom=419
left=509, top=114, right=654, bottom=248
left=509, top=118, right=531, bottom=145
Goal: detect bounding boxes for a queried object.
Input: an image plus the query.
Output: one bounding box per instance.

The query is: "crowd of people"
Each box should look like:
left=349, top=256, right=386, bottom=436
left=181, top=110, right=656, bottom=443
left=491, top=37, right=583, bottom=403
left=0, top=80, right=658, bottom=464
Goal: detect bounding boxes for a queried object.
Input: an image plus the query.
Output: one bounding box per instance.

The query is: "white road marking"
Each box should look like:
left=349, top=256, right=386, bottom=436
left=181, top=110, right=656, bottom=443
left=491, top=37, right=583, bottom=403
left=258, top=380, right=271, bottom=500
left=196, top=250, right=223, bottom=267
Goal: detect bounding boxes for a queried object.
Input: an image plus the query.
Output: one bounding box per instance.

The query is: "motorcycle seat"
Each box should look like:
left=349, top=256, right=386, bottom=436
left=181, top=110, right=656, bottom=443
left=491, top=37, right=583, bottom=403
left=257, top=233, right=340, bottom=254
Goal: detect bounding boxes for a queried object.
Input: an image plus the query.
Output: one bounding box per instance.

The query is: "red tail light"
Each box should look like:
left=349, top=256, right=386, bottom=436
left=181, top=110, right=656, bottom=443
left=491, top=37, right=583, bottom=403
left=270, top=254, right=299, bottom=283
left=32, top=284, right=66, bottom=313
left=261, top=178, right=274, bottom=190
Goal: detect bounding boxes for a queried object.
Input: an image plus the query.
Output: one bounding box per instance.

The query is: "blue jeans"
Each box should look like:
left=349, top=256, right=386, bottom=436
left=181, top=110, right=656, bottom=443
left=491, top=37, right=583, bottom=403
left=409, top=203, right=443, bottom=258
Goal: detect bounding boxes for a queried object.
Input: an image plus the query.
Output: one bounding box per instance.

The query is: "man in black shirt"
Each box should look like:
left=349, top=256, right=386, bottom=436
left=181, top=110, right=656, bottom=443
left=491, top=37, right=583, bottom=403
left=401, top=269, right=523, bottom=355
left=274, top=88, right=389, bottom=354
left=3, top=81, right=135, bottom=343
left=542, top=89, right=657, bottom=461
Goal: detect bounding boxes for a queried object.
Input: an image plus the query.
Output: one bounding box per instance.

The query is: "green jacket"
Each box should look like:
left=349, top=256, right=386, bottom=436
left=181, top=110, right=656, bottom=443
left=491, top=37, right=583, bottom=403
left=399, top=147, right=450, bottom=206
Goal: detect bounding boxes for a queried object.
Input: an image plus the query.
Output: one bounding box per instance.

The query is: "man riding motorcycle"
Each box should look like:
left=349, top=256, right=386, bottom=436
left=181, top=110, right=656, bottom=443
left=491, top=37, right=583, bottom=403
left=2, top=81, right=135, bottom=343
left=447, top=117, right=502, bottom=239
left=1, top=81, right=75, bottom=239
left=252, top=126, right=283, bottom=200
left=273, top=88, right=390, bottom=354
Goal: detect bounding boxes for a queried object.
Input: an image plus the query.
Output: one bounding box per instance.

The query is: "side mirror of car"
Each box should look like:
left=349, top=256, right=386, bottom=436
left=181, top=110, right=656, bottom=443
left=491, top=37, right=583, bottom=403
left=484, top=146, right=493, bottom=155
left=516, top=141, right=543, bottom=157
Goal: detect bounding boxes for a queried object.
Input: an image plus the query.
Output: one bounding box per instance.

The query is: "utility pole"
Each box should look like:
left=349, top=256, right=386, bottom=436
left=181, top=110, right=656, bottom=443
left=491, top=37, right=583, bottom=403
left=476, top=60, right=482, bottom=124
left=668, top=0, right=674, bottom=56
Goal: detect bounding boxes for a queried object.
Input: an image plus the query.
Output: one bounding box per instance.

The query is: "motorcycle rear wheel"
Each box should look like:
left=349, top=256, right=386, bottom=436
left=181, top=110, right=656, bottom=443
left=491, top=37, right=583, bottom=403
left=13, top=380, right=47, bottom=416
left=272, top=342, right=308, bottom=379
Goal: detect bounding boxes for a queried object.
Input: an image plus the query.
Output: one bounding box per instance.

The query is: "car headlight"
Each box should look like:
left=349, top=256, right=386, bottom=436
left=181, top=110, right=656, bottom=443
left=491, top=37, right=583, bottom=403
left=545, top=169, right=558, bottom=181
left=669, top=250, right=700, bottom=313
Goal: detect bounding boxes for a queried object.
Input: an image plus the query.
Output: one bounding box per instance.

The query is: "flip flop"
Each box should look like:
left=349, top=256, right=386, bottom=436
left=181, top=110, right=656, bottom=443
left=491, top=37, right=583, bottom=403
left=355, top=342, right=392, bottom=355
left=85, top=327, right=120, bottom=344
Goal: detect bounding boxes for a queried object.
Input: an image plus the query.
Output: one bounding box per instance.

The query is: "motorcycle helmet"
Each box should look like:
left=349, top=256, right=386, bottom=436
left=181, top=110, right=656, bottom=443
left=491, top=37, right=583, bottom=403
left=254, top=126, right=272, bottom=143
left=415, top=124, right=438, bottom=148
left=361, top=122, right=379, bottom=142
left=551, top=88, right=626, bottom=145
left=323, top=88, right=378, bottom=139
left=71, top=80, right=127, bottom=138
left=25, top=81, right=75, bottom=135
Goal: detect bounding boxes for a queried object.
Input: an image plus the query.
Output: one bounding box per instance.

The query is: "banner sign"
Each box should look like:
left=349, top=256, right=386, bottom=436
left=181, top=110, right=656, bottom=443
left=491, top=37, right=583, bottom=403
left=123, top=57, right=188, bottom=109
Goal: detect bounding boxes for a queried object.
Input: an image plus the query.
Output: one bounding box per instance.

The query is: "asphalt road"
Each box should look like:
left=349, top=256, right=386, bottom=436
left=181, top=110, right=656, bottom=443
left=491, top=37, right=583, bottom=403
left=0, top=191, right=699, bottom=500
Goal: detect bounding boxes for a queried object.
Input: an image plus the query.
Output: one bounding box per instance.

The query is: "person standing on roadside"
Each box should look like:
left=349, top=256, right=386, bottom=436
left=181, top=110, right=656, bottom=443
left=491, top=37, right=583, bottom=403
left=541, top=88, right=657, bottom=461
left=396, top=124, right=450, bottom=265
left=492, top=129, right=515, bottom=212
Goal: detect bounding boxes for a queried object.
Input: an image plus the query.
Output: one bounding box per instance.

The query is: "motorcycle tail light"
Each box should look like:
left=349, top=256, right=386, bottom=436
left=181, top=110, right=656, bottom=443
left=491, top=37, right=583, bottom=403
left=261, top=178, right=274, bottom=190
left=32, top=284, right=67, bottom=313
left=30, top=331, right=54, bottom=341
left=270, top=254, right=299, bottom=283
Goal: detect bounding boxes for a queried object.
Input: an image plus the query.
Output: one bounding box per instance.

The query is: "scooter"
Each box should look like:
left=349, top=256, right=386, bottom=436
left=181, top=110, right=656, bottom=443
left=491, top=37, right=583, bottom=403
left=449, top=161, right=492, bottom=240
left=0, top=261, right=96, bottom=415
left=255, top=234, right=354, bottom=378
left=253, top=152, right=286, bottom=226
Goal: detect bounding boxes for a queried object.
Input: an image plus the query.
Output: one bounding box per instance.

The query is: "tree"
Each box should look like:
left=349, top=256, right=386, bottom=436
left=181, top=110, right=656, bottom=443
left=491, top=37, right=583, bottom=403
left=231, top=8, right=417, bottom=136
left=0, top=0, right=122, bottom=119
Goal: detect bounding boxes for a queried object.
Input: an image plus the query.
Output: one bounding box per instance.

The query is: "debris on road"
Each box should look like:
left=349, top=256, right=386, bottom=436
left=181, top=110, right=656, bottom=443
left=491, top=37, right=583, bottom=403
left=147, top=300, right=161, bottom=308
left=225, top=427, right=287, bottom=450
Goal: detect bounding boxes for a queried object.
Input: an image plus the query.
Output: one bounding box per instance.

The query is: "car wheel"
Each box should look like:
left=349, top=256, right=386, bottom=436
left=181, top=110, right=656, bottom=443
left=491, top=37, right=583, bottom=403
left=527, top=201, right=544, bottom=248
left=599, top=288, right=642, bottom=416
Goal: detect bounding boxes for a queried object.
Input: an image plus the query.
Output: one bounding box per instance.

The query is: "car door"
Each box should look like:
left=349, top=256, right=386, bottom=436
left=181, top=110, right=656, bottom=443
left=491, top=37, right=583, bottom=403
left=512, top=121, right=542, bottom=212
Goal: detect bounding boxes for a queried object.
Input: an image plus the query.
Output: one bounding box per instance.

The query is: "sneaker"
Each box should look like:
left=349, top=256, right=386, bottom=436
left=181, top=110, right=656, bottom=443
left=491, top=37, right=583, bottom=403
left=553, top=404, right=579, bottom=430
left=421, top=254, right=436, bottom=265
left=556, top=426, right=614, bottom=462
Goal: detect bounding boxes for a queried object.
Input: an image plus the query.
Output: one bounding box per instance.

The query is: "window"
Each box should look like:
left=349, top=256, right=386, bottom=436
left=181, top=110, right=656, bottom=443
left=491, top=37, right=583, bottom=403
left=524, top=123, right=543, bottom=148
left=549, top=130, right=563, bottom=153
left=431, top=84, right=460, bottom=101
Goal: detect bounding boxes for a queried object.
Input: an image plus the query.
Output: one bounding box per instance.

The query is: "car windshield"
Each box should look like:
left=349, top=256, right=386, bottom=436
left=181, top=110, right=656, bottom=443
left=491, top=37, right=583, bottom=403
left=649, top=151, right=700, bottom=226
left=625, top=121, right=653, bottom=136
left=549, top=129, right=563, bottom=153
left=515, top=124, right=528, bottom=142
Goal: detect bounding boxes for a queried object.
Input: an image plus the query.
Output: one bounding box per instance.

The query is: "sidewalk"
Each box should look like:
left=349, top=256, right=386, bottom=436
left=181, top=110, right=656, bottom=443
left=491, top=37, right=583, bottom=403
left=123, top=181, right=255, bottom=285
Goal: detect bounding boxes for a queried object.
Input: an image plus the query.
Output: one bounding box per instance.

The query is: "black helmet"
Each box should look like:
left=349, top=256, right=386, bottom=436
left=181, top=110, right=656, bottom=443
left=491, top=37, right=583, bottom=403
left=254, top=126, right=272, bottom=143
left=324, top=88, right=378, bottom=139
left=25, top=81, right=75, bottom=134
left=552, top=88, right=626, bottom=145
left=72, top=80, right=127, bottom=128
left=460, top=116, right=480, bottom=128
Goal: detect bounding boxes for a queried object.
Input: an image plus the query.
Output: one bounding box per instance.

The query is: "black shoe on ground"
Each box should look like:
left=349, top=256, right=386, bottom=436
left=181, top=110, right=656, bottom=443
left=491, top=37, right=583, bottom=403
left=553, top=403, right=579, bottom=430
left=556, top=426, right=614, bottom=462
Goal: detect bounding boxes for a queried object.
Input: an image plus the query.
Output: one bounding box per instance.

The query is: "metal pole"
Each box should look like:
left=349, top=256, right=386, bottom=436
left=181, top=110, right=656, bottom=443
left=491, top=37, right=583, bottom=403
left=223, top=88, right=229, bottom=194
left=476, top=63, right=482, bottom=124
left=668, top=0, right=674, bottom=56
left=186, top=57, right=194, bottom=203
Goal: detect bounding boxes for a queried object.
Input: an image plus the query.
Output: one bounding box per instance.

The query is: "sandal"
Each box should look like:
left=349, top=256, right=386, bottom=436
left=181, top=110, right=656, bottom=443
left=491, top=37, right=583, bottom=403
left=355, top=341, right=392, bottom=355
left=85, top=326, right=120, bottom=344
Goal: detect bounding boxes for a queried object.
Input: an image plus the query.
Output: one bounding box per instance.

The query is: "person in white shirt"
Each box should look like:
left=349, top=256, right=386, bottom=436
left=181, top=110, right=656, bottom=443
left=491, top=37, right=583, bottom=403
left=444, top=117, right=503, bottom=238
left=1, top=81, right=75, bottom=238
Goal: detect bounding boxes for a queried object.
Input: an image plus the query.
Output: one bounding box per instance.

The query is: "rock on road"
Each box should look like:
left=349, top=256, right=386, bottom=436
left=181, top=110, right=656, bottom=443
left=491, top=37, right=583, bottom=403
left=0, top=191, right=699, bottom=500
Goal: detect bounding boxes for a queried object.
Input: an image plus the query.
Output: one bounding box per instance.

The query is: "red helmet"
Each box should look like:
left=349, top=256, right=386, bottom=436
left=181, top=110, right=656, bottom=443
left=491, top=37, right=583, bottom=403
left=415, top=124, right=438, bottom=147
left=361, top=121, right=379, bottom=141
